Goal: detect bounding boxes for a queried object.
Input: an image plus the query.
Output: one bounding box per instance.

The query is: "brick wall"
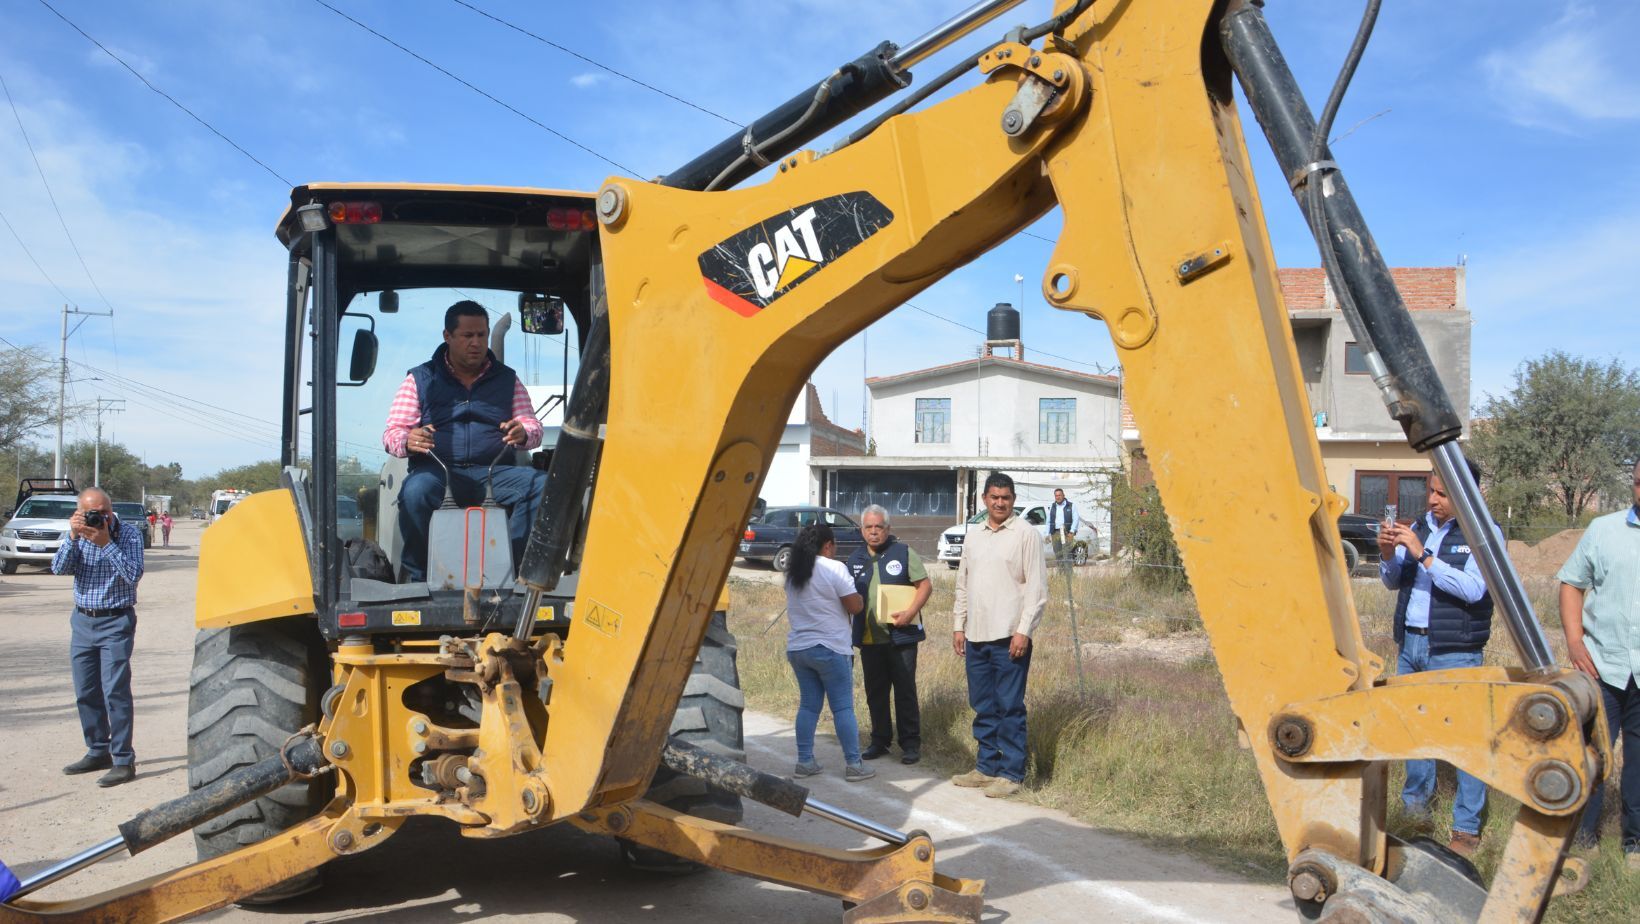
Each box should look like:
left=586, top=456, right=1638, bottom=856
left=1276, top=267, right=1460, bottom=312
left=806, top=382, right=865, bottom=456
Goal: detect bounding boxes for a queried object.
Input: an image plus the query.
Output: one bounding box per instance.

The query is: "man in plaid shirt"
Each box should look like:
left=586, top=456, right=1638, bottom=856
left=52, top=486, right=145, bottom=787
left=384, top=301, right=545, bottom=582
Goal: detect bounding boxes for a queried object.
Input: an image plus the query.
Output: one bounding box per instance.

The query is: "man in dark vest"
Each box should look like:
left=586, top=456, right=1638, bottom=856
left=383, top=301, right=545, bottom=582
left=1376, top=459, right=1493, bottom=858
left=1048, top=488, right=1078, bottom=563
left=847, top=504, right=932, bottom=765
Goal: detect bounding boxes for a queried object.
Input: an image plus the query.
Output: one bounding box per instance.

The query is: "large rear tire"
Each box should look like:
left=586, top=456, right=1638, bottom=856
left=188, top=617, right=332, bottom=903
left=623, top=610, right=745, bottom=871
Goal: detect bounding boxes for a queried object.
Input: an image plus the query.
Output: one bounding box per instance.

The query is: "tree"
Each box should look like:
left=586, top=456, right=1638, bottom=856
left=1471, top=352, right=1640, bottom=518
left=205, top=459, right=291, bottom=494
left=0, top=345, right=56, bottom=457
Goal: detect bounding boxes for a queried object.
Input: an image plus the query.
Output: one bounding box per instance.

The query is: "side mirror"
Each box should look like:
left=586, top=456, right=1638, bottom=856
left=379, top=290, right=399, bottom=313
left=519, top=294, right=565, bottom=335
left=348, top=329, right=378, bottom=383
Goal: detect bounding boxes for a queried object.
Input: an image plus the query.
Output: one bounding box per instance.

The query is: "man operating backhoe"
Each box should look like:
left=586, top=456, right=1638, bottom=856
left=382, top=300, right=545, bottom=582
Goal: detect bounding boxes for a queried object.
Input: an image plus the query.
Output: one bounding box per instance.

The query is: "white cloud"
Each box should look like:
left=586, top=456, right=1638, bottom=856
left=1481, top=2, right=1640, bottom=129
left=84, top=43, right=159, bottom=77
left=1465, top=204, right=1640, bottom=403
left=569, top=72, right=606, bottom=89
left=0, top=81, right=288, bottom=477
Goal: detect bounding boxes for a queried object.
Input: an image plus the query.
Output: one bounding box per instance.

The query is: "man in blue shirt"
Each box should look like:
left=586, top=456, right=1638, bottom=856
left=51, top=487, right=144, bottom=787
left=1559, top=459, right=1640, bottom=868
left=1377, top=460, right=1493, bottom=858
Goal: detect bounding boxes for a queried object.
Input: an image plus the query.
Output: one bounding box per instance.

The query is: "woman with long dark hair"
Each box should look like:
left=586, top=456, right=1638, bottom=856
left=784, top=522, right=872, bottom=781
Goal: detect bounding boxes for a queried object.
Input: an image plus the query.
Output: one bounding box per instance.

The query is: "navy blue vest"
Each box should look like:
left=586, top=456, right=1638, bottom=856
left=847, top=539, right=926, bottom=647
left=1049, top=500, right=1075, bottom=532
left=408, top=345, right=520, bottom=471
left=1391, top=517, right=1494, bottom=655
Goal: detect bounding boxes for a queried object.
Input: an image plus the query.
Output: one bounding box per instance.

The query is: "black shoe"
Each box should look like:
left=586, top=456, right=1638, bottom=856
left=861, top=743, right=892, bottom=760
left=63, top=753, right=112, bottom=775
left=97, top=765, right=135, bottom=787
left=900, top=751, right=921, bottom=765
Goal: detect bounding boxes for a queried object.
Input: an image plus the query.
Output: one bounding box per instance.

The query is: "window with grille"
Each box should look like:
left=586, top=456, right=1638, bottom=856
left=1039, top=398, right=1075, bottom=444
left=914, top=398, right=950, bottom=443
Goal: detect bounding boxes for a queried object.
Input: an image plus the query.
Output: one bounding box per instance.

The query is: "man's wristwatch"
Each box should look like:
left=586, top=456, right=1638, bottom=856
left=1418, top=548, right=1434, bottom=563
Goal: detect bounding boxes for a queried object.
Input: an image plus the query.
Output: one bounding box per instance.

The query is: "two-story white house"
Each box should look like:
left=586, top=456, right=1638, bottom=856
left=811, top=311, right=1123, bottom=554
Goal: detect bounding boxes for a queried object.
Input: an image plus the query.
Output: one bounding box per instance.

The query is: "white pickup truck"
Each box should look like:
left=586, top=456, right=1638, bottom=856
left=936, top=504, right=1104, bottom=569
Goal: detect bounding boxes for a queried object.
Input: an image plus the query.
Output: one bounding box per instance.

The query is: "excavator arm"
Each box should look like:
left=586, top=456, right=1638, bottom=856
left=543, top=0, right=1605, bottom=919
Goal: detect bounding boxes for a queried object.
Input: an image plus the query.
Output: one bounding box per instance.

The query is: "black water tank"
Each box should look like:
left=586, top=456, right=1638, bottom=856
left=987, top=302, right=1020, bottom=341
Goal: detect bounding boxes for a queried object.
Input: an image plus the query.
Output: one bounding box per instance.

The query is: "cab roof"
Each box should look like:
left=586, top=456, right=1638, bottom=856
left=277, top=183, right=599, bottom=298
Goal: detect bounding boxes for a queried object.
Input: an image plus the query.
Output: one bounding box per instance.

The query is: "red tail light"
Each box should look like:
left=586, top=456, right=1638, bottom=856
left=337, top=612, right=367, bottom=628
left=328, top=201, right=382, bottom=224
left=547, top=207, right=595, bottom=232
left=743, top=529, right=756, bottom=541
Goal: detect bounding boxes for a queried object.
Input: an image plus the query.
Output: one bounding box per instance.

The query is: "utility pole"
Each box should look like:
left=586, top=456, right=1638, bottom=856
left=93, top=398, right=125, bottom=486
left=57, top=303, right=113, bottom=478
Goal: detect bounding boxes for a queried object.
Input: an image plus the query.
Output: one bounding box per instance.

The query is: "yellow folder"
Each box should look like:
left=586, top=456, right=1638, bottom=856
left=877, top=584, right=919, bottom=625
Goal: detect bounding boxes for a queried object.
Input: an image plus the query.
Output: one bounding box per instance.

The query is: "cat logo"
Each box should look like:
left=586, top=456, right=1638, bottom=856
left=699, top=192, right=893, bottom=317
left=748, top=207, right=823, bottom=300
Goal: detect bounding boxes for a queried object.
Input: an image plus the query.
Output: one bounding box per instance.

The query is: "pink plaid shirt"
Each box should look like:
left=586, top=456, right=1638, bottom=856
left=382, top=360, right=544, bottom=458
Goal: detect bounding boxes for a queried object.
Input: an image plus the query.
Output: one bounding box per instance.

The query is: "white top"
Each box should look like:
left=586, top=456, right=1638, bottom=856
left=785, top=556, right=859, bottom=656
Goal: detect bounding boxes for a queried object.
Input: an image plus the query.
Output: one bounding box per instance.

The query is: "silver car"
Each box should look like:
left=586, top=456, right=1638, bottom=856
left=0, top=494, right=78, bottom=574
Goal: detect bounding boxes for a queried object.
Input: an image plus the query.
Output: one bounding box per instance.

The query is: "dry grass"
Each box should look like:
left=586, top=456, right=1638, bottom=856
left=728, top=567, right=1639, bottom=921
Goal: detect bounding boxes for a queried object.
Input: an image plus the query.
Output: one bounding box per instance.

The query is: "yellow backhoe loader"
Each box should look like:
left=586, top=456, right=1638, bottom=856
left=1, top=2, right=1608, bottom=922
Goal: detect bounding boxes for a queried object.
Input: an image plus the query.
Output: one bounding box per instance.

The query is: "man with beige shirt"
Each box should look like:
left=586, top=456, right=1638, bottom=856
left=951, top=472, right=1049, bottom=798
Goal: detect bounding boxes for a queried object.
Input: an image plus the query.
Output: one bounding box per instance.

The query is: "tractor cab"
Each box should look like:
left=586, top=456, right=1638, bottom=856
left=274, top=183, right=600, bottom=640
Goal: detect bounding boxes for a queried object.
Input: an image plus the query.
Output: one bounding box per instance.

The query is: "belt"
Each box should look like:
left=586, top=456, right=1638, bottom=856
left=79, top=605, right=134, bottom=618
left=1404, top=625, right=1428, bottom=635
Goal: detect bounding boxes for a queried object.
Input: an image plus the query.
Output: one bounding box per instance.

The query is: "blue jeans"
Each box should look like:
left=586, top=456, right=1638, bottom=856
left=399, top=463, right=546, bottom=582
left=966, top=639, right=1031, bottom=783
left=1578, top=678, right=1640, bottom=851
left=71, top=607, right=137, bottom=765
left=787, top=645, right=862, bottom=765
left=1397, top=633, right=1486, bottom=834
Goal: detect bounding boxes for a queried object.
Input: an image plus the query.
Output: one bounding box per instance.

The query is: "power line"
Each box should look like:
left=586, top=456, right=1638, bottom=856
left=34, top=0, right=291, bottom=186
left=1, top=68, right=123, bottom=373
left=449, top=0, right=743, bottom=129
left=312, top=0, right=636, bottom=176
left=0, top=204, right=78, bottom=307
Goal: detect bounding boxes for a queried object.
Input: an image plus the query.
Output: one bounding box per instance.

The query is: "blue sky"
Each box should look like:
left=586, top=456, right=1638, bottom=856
left=1, top=0, right=1636, bottom=478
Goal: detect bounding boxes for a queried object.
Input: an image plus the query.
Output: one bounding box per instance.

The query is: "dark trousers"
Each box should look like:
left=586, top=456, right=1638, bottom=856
left=1579, top=677, right=1640, bottom=850
left=860, top=643, right=920, bottom=751
left=399, top=463, right=546, bottom=582
left=965, top=638, right=1031, bottom=782
left=70, top=607, right=137, bottom=765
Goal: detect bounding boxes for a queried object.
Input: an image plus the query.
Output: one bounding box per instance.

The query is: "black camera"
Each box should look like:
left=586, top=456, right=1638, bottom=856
left=83, top=509, right=105, bottom=529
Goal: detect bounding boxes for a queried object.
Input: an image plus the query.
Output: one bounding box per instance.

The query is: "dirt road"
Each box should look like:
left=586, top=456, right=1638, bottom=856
left=0, top=520, right=1290, bottom=922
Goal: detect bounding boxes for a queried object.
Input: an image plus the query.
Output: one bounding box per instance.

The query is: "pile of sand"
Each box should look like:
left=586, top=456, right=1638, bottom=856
left=1507, top=528, right=1585, bottom=578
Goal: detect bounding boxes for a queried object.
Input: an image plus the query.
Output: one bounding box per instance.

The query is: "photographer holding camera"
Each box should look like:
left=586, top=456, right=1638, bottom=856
left=51, top=487, right=145, bottom=787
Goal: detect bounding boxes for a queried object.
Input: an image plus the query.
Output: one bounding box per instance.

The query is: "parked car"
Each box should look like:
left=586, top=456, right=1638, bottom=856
left=112, top=503, right=154, bottom=550
left=0, top=493, right=79, bottom=574
left=190, top=506, right=206, bottom=519
left=1337, top=512, right=1383, bottom=574
left=739, top=506, right=864, bottom=571
left=936, top=506, right=1102, bottom=568
left=337, top=495, right=365, bottom=544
